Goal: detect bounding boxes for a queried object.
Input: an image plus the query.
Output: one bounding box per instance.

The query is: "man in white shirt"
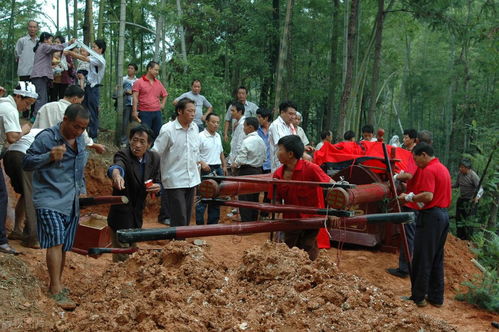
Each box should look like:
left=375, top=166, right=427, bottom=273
left=173, top=80, right=213, bottom=132
left=294, top=112, right=310, bottom=146
left=152, top=98, right=201, bottom=227
left=233, top=117, right=266, bottom=222
left=196, top=113, right=227, bottom=225
left=268, top=101, right=297, bottom=171
left=361, top=124, right=378, bottom=142
left=223, top=86, right=258, bottom=142
left=32, top=85, right=105, bottom=154
left=227, top=102, right=246, bottom=172
left=0, top=82, right=37, bottom=254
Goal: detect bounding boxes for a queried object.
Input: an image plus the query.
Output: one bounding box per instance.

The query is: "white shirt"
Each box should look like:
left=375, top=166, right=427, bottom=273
left=296, top=126, right=309, bottom=146
left=32, top=99, right=94, bottom=146
left=8, top=129, right=43, bottom=153
left=0, top=96, right=22, bottom=150
left=315, top=141, right=324, bottom=151
left=268, top=116, right=295, bottom=171
left=234, top=131, right=266, bottom=168
left=228, top=116, right=246, bottom=165
left=225, top=100, right=259, bottom=124
left=87, top=55, right=106, bottom=87
left=199, top=129, right=223, bottom=165
left=152, top=119, right=201, bottom=189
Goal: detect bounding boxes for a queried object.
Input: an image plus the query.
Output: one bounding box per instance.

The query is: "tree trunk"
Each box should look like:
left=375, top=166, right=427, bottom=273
left=97, top=0, right=106, bottom=39
left=6, top=0, right=16, bottom=82
left=83, top=0, right=94, bottom=44
left=114, top=0, right=126, bottom=146
left=57, top=0, right=60, bottom=33
left=337, top=0, right=359, bottom=139
left=73, top=0, right=78, bottom=38
left=176, top=0, right=188, bottom=71
left=154, top=0, right=166, bottom=62
left=66, top=0, right=71, bottom=38
left=325, top=0, right=340, bottom=132
left=259, top=0, right=280, bottom=107
left=273, top=0, right=295, bottom=114
left=367, top=0, right=384, bottom=126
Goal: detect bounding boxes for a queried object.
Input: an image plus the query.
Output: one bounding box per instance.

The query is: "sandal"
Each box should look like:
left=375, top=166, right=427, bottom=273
left=51, top=291, right=77, bottom=311
left=0, top=244, right=20, bottom=255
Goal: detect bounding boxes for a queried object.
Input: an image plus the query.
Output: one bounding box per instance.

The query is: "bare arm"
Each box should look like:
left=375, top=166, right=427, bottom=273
left=132, top=91, right=141, bottom=122
left=160, top=96, right=167, bottom=110
left=64, top=50, right=89, bottom=63
left=224, top=121, right=230, bottom=142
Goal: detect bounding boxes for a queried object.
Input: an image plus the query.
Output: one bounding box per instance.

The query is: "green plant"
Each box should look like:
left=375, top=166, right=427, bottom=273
left=456, top=269, right=499, bottom=313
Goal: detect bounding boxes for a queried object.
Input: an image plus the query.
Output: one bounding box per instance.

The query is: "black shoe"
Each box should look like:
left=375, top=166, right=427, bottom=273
left=387, top=268, right=409, bottom=278
left=158, top=218, right=171, bottom=226
left=401, top=296, right=427, bottom=307
left=425, top=296, right=443, bottom=308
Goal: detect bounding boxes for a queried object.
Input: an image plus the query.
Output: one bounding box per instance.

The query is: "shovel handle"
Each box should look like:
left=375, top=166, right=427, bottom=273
left=87, top=247, right=139, bottom=256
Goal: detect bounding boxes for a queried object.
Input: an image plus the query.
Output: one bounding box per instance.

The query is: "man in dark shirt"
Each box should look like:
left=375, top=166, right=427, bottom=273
left=452, top=159, right=483, bottom=240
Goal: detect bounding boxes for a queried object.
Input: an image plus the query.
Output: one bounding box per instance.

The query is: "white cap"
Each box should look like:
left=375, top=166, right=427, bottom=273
left=13, top=81, right=38, bottom=99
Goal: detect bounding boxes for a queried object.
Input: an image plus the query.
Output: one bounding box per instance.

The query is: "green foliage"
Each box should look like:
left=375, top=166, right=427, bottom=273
left=456, top=232, right=499, bottom=313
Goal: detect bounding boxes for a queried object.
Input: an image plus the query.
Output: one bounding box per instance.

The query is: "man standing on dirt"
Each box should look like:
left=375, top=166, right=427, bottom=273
left=268, top=101, right=297, bottom=171
left=0, top=82, right=37, bottom=255
left=131, top=61, right=168, bottom=139
left=398, top=143, right=451, bottom=308
left=173, top=79, right=213, bottom=132
left=107, top=125, right=161, bottom=262
left=23, top=104, right=90, bottom=310
left=15, top=20, right=38, bottom=82
left=452, top=159, right=483, bottom=240
left=224, top=86, right=258, bottom=142
left=152, top=98, right=200, bottom=228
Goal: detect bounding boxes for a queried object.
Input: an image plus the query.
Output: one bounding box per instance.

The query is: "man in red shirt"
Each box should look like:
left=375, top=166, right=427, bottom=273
left=398, top=142, right=451, bottom=307
left=132, top=61, right=168, bottom=138
left=271, top=135, right=332, bottom=260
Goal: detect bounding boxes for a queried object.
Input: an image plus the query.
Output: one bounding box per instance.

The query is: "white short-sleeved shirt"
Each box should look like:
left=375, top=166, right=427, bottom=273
left=199, top=129, right=223, bottom=165
left=225, top=100, right=259, bottom=123
left=234, top=131, right=266, bottom=168
left=0, top=96, right=22, bottom=149
left=268, top=116, right=295, bottom=171
left=228, top=116, right=246, bottom=165
left=152, top=119, right=201, bottom=189
left=8, top=129, right=43, bottom=153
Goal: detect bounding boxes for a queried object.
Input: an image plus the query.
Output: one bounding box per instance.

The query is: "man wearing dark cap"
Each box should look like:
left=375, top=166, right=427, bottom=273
left=452, top=159, right=483, bottom=240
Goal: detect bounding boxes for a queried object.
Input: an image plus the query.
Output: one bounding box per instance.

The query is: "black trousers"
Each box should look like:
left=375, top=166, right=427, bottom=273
left=237, top=165, right=262, bottom=222
left=455, top=197, right=475, bottom=240
left=166, top=187, right=195, bottom=228
left=398, top=206, right=417, bottom=274
left=411, top=207, right=449, bottom=304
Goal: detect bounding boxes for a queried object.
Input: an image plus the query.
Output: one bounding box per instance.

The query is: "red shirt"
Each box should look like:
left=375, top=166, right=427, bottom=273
left=412, top=158, right=452, bottom=209
left=132, top=75, right=168, bottom=111
left=271, top=160, right=331, bottom=248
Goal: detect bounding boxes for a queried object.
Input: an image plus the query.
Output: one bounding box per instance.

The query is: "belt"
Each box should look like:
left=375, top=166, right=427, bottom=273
left=239, top=165, right=262, bottom=170
left=209, top=164, right=221, bottom=168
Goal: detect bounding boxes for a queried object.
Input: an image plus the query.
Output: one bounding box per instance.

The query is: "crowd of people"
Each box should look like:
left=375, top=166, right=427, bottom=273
left=0, top=20, right=484, bottom=312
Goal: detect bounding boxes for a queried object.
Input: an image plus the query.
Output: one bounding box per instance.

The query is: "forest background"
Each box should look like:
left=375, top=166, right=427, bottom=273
left=0, top=0, right=497, bottom=290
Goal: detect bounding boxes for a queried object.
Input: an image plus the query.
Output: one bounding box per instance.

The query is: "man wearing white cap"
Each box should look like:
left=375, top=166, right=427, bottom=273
left=0, top=82, right=37, bottom=254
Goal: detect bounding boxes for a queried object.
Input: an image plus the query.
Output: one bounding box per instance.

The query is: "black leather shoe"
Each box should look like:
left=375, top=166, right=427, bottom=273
left=387, top=268, right=409, bottom=278
left=158, top=218, right=171, bottom=226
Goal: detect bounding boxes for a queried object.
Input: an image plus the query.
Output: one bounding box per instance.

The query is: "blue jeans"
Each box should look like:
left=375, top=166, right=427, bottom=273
left=0, top=166, right=9, bottom=245
left=138, top=110, right=162, bottom=138
left=83, top=85, right=100, bottom=139
left=196, top=166, right=223, bottom=225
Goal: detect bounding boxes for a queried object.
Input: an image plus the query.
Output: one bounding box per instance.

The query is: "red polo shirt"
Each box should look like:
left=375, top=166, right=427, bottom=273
left=412, top=158, right=452, bottom=209
left=271, top=159, right=331, bottom=248
left=132, top=75, right=168, bottom=111
left=403, top=156, right=420, bottom=210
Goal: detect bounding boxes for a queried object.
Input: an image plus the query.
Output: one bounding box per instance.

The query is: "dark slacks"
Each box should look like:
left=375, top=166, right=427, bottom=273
left=455, top=197, right=475, bottom=240
left=0, top=165, right=8, bottom=245
left=83, top=85, right=100, bottom=139
left=166, top=187, right=196, bottom=228
left=284, top=229, right=319, bottom=261
left=120, top=105, right=133, bottom=145
left=237, top=165, right=262, bottom=222
left=196, top=166, right=223, bottom=225
left=31, top=77, right=49, bottom=117
left=398, top=206, right=417, bottom=274
left=138, top=110, right=162, bottom=139
left=411, top=207, right=449, bottom=305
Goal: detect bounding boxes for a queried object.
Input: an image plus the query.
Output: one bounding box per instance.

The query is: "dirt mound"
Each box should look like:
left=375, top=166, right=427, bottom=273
left=59, top=241, right=455, bottom=332
left=0, top=255, right=56, bottom=331
left=444, top=234, right=482, bottom=293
